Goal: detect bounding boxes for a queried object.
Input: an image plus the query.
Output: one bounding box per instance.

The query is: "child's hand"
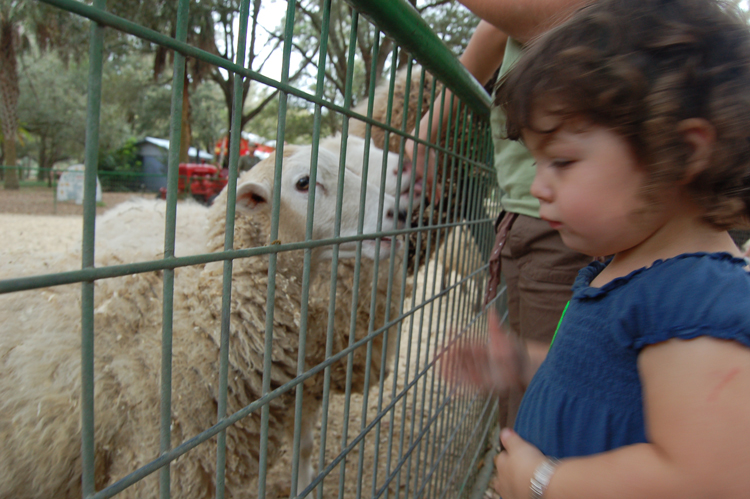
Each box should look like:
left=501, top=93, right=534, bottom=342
left=441, top=309, right=530, bottom=393
left=493, top=428, right=547, bottom=499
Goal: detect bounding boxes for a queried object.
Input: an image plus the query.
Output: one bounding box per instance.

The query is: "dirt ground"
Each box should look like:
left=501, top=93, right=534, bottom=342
left=0, top=186, right=153, bottom=216
left=1, top=186, right=494, bottom=498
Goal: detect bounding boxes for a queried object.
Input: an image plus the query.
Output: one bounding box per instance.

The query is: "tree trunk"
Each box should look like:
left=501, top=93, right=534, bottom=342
left=0, top=19, right=20, bottom=189
left=179, top=65, right=191, bottom=164
left=38, top=135, right=49, bottom=183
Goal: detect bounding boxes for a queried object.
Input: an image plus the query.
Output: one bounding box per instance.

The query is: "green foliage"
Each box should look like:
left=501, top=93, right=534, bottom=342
left=190, top=80, right=227, bottom=154
left=16, top=52, right=89, bottom=169
left=418, top=1, right=479, bottom=58
left=97, top=138, right=143, bottom=192
left=11, top=0, right=483, bottom=164
left=246, top=93, right=336, bottom=144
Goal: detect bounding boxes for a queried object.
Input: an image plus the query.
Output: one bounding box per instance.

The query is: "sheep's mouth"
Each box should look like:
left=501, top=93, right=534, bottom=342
left=375, top=236, right=402, bottom=253
left=357, top=237, right=402, bottom=260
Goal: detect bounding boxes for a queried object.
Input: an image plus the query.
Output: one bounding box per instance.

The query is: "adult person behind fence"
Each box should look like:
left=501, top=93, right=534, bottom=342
left=451, top=0, right=750, bottom=497
left=407, top=0, right=592, bottom=431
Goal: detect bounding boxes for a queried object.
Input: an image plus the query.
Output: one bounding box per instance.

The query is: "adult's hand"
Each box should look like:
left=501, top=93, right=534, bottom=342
left=405, top=132, right=439, bottom=203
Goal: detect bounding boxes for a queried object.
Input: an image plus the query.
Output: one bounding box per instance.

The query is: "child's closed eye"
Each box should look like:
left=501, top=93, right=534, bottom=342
left=551, top=159, right=574, bottom=169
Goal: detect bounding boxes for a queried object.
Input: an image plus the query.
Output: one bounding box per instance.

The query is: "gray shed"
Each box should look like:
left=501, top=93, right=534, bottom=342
left=135, top=137, right=214, bottom=192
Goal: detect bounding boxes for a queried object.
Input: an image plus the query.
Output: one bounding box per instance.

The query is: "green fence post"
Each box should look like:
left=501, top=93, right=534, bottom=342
left=258, top=0, right=295, bottom=496
left=80, top=1, right=106, bottom=497
left=214, top=1, right=252, bottom=497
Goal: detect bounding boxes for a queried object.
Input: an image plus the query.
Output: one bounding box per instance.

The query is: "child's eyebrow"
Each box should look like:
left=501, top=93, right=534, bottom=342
left=526, top=130, right=560, bottom=152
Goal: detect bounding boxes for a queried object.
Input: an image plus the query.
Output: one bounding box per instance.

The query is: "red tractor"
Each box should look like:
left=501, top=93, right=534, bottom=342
left=158, top=163, right=228, bottom=205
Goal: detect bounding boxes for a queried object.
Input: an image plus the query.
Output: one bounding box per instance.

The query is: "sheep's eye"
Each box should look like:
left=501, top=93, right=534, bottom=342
left=295, top=176, right=310, bottom=192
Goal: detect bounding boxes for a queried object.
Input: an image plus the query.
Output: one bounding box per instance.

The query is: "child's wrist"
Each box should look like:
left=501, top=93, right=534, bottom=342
left=530, top=457, right=560, bottom=499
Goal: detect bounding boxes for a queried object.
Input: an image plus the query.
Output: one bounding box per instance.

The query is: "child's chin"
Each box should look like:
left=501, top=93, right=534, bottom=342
left=559, top=234, right=597, bottom=257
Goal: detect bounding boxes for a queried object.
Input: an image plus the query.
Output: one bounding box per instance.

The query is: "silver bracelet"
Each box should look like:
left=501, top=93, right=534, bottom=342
left=529, top=457, right=560, bottom=499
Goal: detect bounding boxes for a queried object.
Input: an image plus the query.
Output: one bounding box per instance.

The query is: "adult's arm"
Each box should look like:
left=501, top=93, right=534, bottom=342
left=408, top=21, right=506, bottom=200
left=459, top=0, right=593, bottom=44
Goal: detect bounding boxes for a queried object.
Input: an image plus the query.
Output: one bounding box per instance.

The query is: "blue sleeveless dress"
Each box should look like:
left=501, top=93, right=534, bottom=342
left=514, top=252, right=750, bottom=458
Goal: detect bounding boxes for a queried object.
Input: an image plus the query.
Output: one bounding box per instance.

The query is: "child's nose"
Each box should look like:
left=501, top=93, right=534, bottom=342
left=530, top=166, right=552, bottom=203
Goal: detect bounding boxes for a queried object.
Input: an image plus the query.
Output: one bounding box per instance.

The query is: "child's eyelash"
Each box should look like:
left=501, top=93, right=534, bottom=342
left=551, top=159, right=573, bottom=168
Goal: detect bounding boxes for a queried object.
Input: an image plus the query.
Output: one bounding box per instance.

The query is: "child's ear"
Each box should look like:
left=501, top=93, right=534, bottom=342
left=677, top=118, right=716, bottom=184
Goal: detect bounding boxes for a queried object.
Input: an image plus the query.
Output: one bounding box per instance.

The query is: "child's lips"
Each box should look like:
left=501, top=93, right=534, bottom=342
left=542, top=217, right=562, bottom=229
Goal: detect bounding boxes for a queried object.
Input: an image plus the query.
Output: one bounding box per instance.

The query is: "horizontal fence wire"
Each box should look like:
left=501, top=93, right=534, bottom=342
left=2, top=0, right=503, bottom=498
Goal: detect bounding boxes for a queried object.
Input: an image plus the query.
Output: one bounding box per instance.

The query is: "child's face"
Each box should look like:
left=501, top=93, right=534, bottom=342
left=524, top=114, right=664, bottom=257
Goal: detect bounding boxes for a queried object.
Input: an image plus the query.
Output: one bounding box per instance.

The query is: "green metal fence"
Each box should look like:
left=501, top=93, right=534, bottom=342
left=0, top=0, right=503, bottom=498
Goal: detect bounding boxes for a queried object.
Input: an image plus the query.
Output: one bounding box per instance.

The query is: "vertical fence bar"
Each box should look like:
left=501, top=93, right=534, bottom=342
left=291, top=0, right=332, bottom=496
left=404, top=71, right=446, bottom=499
left=371, top=58, right=425, bottom=499
left=334, top=48, right=368, bottom=498
left=410, top=67, right=441, bottom=498
left=435, top=99, right=470, bottom=497
left=405, top=67, right=439, bottom=499
left=374, top=44, right=408, bottom=499
left=80, top=1, right=106, bottom=496
left=427, top=89, right=459, bottom=499
left=258, top=0, right=295, bottom=496
left=352, top=24, right=388, bottom=499
left=158, top=2, right=190, bottom=497
left=416, top=73, right=443, bottom=499
left=451, top=106, right=472, bottom=337
left=214, top=1, right=252, bottom=497
left=316, top=16, right=367, bottom=499
left=398, top=59, right=426, bottom=499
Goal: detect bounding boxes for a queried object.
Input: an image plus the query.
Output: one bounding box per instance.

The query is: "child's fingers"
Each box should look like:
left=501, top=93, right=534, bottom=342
left=488, top=307, right=504, bottom=334
left=488, top=309, right=513, bottom=360
left=441, top=344, right=518, bottom=392
left=500, top=428, right=519, bottom=450
left=488, top=309, right=527, bottom=387
left=442, top=344, right=491, bottom=385
left=493, top=450, right=511, bottom=497
left=439, top=311, right=529, bottom=392
left=495, top=429, right=547, bottom=499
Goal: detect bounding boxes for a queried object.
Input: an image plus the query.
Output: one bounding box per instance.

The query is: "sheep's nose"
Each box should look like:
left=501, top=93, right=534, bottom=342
left=387, top=207, right=408, bottom=228
left=396, top=158, right=412, bottom=176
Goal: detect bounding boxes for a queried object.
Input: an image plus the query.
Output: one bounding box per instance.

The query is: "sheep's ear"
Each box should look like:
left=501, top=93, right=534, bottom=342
left=236, top=181, right=271, bottom=213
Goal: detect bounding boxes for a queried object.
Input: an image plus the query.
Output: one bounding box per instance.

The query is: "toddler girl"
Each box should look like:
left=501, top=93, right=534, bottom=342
left=447, top=0, right=750, bottom=497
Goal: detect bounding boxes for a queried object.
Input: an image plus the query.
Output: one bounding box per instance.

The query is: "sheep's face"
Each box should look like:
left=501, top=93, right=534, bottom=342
left=235, top=144, right=404, bottom=265
left=323, top=135, right=414, bottom=210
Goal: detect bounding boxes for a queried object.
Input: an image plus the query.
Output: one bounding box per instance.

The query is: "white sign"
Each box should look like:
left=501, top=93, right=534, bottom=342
left=56, top=164, right=102, bottom=204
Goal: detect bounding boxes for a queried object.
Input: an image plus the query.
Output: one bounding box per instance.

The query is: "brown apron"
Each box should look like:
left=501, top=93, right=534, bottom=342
left=484, top=211, right=519, bottom=306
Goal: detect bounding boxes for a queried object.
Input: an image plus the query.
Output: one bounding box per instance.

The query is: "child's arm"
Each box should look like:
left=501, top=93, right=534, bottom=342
left=441, top=309, right=547, bottom=392
left=494, top=335, right=750, bottom=499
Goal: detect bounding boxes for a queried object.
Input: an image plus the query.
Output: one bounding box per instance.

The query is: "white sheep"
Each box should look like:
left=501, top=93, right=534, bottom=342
left=439, top=224, right=486, bottom=312
left=92, top=139, right=409, bottom=397
left=312, top=135, right=410, bottom=394
left=0, top=140, right=403, bottom=499
left=94, top=197, right=210, bottom=261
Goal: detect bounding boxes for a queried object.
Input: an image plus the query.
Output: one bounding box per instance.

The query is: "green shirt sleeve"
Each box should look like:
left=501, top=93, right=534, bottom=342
left=491, top=38, right=540, bottom=218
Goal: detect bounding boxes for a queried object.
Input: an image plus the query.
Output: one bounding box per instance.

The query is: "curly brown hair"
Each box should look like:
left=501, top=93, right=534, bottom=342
left=495, top=0, right=750, bottom=229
